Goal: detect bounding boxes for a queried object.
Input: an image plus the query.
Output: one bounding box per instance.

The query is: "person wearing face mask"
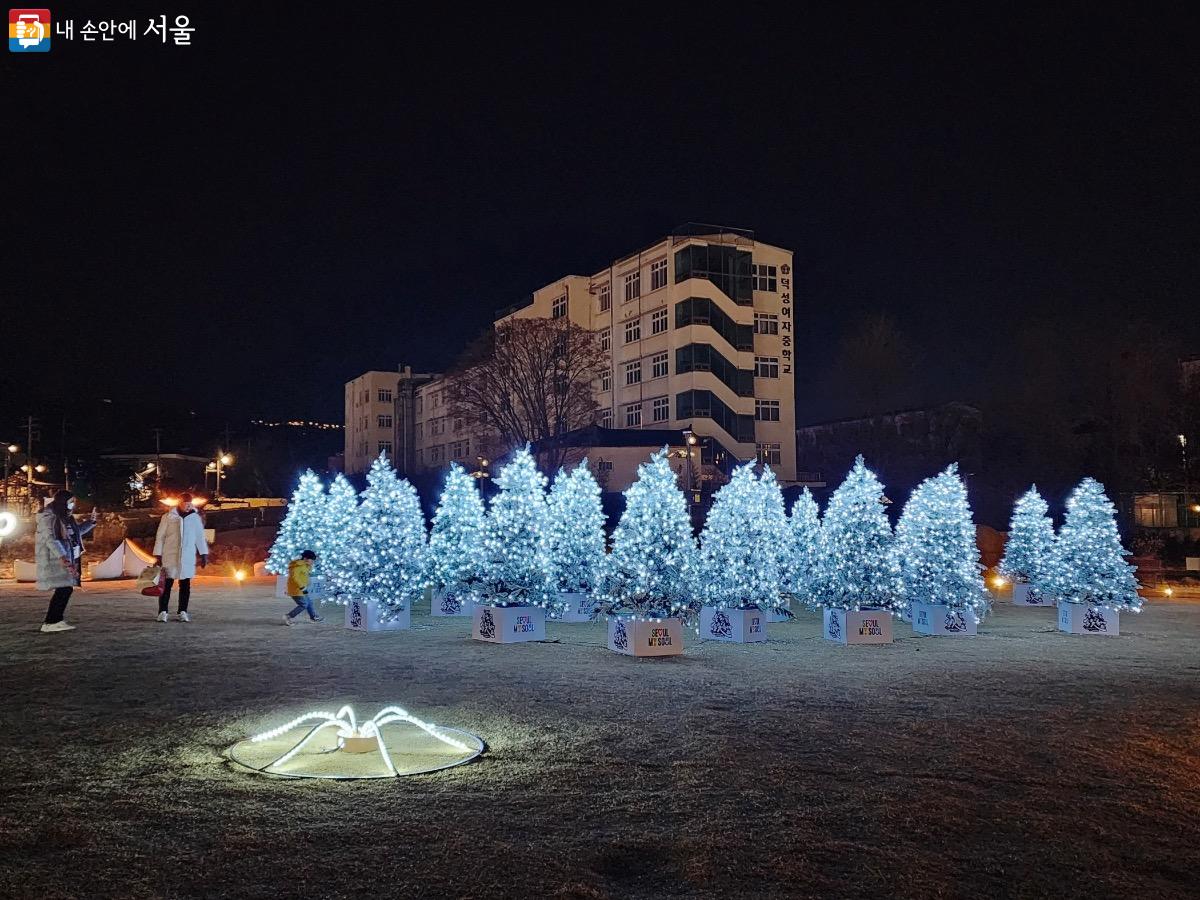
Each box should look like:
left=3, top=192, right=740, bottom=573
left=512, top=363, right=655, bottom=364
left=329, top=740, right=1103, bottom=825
left=36, top=490, right=98, bottom=633
left=152, top=492, right=209, bottom=623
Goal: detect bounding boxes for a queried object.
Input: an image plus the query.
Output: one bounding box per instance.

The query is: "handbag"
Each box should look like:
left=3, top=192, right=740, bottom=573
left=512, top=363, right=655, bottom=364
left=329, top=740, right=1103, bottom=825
left=137, top=565, right=163, bottom=596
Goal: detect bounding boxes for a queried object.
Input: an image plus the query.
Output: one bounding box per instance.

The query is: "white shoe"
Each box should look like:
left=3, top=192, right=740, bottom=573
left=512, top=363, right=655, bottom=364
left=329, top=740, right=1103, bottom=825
left=283, top=615, right=294, bottom=626
left=157, top=611, right=169, bottom=623
left=177, top=611, right=191, bottom=623
left=40, top=621, right=76, bottom=633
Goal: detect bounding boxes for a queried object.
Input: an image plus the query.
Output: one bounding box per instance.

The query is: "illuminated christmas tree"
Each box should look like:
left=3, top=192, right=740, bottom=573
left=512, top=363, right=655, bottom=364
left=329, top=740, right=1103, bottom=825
left=602, top=447, right=699, bottom=621
left=1044, top=478, right=1141, bottom=611
left=266, top=469, right=326, bottom=574
left=354, top=454, right=427, bottom=616
left=895, top=464, right=989, bottom=621
left=546, top=460, right=606, bottom=594
left=476, top=445, right=554, bottom=608
left=427, top=463, right=487, bottom=607
left=756, top=467, right=791, bottom=615
left=783, top=487, right=821, bottom=606
left=997, top=486, right=1056, bottom=595
left=699, top=464, right=783, bottom=611
left=810, top=455, right=903, bottom=612
left=318, top=473, right=360, bottom=604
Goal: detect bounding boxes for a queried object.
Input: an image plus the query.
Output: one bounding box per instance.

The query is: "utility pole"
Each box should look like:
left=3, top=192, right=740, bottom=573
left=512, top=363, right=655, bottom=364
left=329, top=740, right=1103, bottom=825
left=24, top=416, right=40, bottom=514
left=61, top=415, right=69, bottom=492
left=153, top=427, right=164, bottom=489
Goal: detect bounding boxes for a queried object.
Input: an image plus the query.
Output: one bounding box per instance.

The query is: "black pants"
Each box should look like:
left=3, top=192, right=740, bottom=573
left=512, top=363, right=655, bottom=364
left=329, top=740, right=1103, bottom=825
left=160, top=578, right=191, bottom=614
left=45, top=587, right=73, bottom=624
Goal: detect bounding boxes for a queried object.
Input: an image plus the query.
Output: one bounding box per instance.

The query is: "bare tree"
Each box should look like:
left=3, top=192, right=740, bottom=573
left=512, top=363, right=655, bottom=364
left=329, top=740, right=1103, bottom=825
left=445, top=317, right=607, bottom=472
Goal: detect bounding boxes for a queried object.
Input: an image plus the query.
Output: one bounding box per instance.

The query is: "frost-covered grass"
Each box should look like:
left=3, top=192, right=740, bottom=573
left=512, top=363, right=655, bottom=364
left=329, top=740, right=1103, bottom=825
left=1, top=578, right=1198, bottom=898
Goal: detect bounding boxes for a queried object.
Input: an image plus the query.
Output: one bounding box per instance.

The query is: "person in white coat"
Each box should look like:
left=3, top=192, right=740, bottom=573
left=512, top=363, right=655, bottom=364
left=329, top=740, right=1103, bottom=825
left=153, top=492, right=208, bottom=622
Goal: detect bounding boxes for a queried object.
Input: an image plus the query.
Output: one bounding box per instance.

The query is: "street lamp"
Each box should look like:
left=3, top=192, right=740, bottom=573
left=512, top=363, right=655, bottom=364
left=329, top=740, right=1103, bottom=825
left=2, top=443, right=17, bottom=506
left=214, top=452, right=234, bottom=499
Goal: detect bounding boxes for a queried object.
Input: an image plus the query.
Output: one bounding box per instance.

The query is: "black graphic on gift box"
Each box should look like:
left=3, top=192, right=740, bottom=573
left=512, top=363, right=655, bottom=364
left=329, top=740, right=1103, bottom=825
left=709, top=610, right=733, bottom=638
left=440, top=594, right=462, bottom=615
left=827, top=612, right=842, bottom=640
left=478, top=609, right=496, bottom=639
left=944, top=611, right=967, bottom=633
left=349, top=601, right=363, bottom=629
left=1083, top=607, right=1108, bottom=632
left=613, top=619, right=629, bottom=651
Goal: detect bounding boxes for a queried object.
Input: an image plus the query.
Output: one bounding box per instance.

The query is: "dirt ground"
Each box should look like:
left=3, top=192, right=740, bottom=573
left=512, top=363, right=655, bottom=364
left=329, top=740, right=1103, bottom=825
left=0, top=578, right=1197, bottom=899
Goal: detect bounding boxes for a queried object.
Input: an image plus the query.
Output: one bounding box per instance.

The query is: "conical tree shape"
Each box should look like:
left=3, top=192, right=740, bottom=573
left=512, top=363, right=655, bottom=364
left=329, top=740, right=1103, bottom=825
left=895, top=464, right=988, bottom=619
left=699, top=464, right=784, bottom=611
left=427, top=463, right=487, bottom=601
left=603, top=447, right=698, bottom=621
left=1044, top=478, right=1141, bottom=611
left=320, top=474, right=360, bottom=604
left=756, top=467, right=790, bottom=614
left=354, top=454, right=427, bottom=614
left=266, top=470, right=326, bottom=574
left=546, top=460, right=606, bottom=594
left=783, top=487, right=821, bottom=605
left=478, top=445, right=554, bottom=608
left=998, top=486, right=1055, bottom=590
left=811, top=455, right=902, bottom=612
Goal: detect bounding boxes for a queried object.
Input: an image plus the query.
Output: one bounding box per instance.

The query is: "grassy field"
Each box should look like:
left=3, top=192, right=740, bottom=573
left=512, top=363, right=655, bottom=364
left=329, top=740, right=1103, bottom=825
left=0, top=578, right=1197, bottom=899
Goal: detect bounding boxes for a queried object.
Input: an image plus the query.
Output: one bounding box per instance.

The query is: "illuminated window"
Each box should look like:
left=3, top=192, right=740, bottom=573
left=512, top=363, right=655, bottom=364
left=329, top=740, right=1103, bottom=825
left=756, top=442, right=782, bottom=465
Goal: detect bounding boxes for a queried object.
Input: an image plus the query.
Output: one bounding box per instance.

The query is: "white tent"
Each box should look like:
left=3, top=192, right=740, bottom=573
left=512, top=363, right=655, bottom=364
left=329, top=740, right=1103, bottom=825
left=89, top=539, right=156, bottom=580
left=14, top=559, right=37, bottom=582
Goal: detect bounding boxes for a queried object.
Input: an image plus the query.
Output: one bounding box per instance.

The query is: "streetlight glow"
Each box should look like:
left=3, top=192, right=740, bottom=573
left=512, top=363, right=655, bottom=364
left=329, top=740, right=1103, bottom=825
left=6, top=444, right=17, bottom=454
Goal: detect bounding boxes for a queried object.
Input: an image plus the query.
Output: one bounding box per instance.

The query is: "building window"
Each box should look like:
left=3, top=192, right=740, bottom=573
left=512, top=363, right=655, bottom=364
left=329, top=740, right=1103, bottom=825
left=754, top=313, right=779, bottom=335
left=755, top=356, right=780, bottom=378
left=598, top=282, right=611, bottom=312
left=755, top=399, right=781, bottom=421
left=552, top=294, right=567, bottom=319
left=600, top=328, right=611, bottom=352
left=652, top=396, right=670, bottom=423
left=651, top=307, right=668, bottom=335
left=625, top=360, right=642, bottom=385
left=752, top=264, right=778, bottom=292
left=623, top=271, right=641, bottom=301
left=454, top=418, right=463, bottom=432
left=651, top=352, right=669, bottom=379
left=624, top=403, right=642, bottom=427
left=377, top=389, right=393, bottom=403
left=599, top=408, right=613, bottom=428
left=600, top=371, right=612, bottom=392
left=377, top=415, right=393, bottom=429
left=378, top=440, right=393, bottom=456
left=415, top=396, right=423, bottom=413
left=757, top=442, right=782, bottom=466
left=597, top=459, right=614, bottom=472
left=415, top=422, right=423, bottom=439
left=650, top=258, right=668, bottom=291
left=624, top=318, right=641, bottom=344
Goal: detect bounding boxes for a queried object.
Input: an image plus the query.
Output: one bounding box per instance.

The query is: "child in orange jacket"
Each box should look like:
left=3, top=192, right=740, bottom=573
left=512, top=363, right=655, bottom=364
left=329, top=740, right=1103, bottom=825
left=284, top=550, right=324, bottom=625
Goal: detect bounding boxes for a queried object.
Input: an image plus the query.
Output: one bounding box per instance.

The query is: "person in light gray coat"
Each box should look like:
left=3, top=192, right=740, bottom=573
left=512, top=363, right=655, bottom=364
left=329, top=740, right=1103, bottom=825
left=36, top=490, right=96, bottom=633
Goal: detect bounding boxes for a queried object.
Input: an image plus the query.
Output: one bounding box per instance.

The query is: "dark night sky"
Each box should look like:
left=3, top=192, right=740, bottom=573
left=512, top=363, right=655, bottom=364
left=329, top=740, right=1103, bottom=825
left=4, top=4, right=1198, bottom=429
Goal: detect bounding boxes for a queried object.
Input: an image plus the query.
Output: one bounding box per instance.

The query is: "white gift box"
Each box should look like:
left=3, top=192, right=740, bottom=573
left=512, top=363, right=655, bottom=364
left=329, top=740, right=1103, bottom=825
left=607, top=617, right=684, bottom=657
left=1011, top=582, right=1052, bottom=607
left=472, top=605, right=546, bottom=643
left=823, top=607, right=893, bottom=645
left=431, top=588, right=475, bottom=617
left=911, top=602, right=978, bottom=637
left=699, top=606, right=768, bottom=643
left=344, top=599, right=411, bottom=632
left=275, top=574, right=289, bottom=599
left=1057, top=603, right=1120, bottom=635
left=558, top=591, right=596, bottom=623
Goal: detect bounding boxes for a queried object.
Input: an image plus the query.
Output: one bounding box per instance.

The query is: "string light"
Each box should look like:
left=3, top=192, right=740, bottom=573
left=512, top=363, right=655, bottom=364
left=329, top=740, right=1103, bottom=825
left=545, top=459, right=606, bottom=617
left=811, top=455, right=904, bottom=615
left=427, top=463, right=487, bottom=609
left=599, top=448, right=699, bottom=625
left=997, top=486, right=1055, bottom=600
left=1044, top=478, right=1142, bottom=614
left=895, top=463, right=989, bottom=623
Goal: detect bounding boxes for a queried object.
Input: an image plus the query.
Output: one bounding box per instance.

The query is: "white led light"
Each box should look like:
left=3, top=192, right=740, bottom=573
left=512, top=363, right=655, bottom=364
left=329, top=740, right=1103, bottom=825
left=0, top=511, right=17, bottom=538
